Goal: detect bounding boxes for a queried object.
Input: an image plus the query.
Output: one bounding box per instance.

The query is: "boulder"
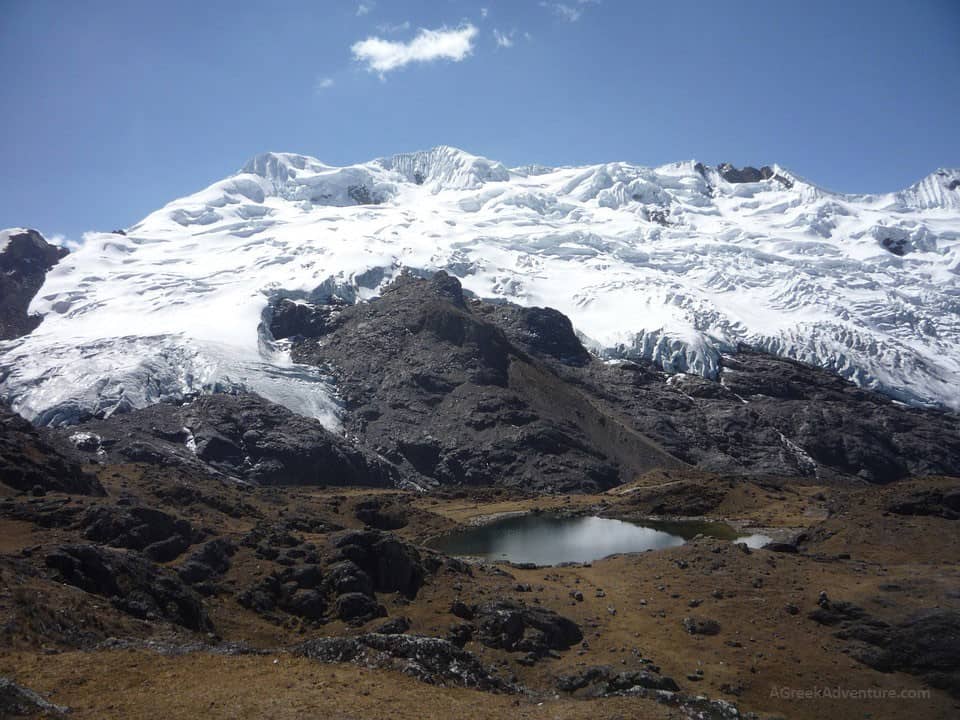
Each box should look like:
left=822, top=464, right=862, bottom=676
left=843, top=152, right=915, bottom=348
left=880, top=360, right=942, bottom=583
left=450, top=600, right=474, bottom=620
left=682, top=616, right=721, bottom=635
left=81, top=505, right=195, bottom=561
left=285, top=590, right=327, bottom=621
left=374, top=616, right=411, bottom=635
left=178, top=538, right=237, bottom=584
left=334, top=592, right=386, bottom=625
left=354, top=498, right=408, bottom=530
left=330, top=530, right=425, bottom=598
left=474, top=600, right=582, bottom=657
left=446, top=622, right=476, bottom=648
left=556, top=666, right=679, bottom=697
left=324, top=560, right=374, bottom=597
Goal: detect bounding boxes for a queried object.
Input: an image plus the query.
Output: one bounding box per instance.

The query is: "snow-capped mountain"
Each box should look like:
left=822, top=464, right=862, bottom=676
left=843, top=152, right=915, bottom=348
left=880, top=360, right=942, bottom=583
left=2, top=146, right=959, bottom=425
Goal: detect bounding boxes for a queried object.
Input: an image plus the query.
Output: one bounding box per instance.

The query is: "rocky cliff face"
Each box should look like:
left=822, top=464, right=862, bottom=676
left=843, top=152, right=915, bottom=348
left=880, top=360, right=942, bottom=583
left=281, top=271, right=683, bottom=492
left=49, top=393, right=398, bottom=489
left=0, top=403, right=102, bottom=495
left=278, top=272, right=959, bottom=488
left=0, top=229, right=68, bottom=340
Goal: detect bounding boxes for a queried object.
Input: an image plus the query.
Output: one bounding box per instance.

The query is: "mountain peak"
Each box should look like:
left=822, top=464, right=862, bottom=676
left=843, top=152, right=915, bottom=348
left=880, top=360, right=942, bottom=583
left=894, top=168, right=960, bottom=210
left=4, top=149, right=960, bottom=426
left=375, top=145, right=510, bottom=189
left=240, top=152, right=332, bottom=181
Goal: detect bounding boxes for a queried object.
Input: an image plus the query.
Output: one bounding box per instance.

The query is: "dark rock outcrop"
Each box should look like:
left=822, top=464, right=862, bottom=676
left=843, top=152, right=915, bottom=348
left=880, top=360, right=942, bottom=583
left=295, top=634, right=517, bottom=691
left=374, top=616, right=411, bottom=635
left=488, top=305, right=591, bottom=367
left=0, top=496, right=84, bottom=528
left=0, top=403, right=104, bottom=495
left=556, top=665, right=680, bottom=697
left=328, top=530, right=425, bottom=598
left=237, top=529, right=430, bottom=626
left=887, top=488, right=960, bottom=519
left=446, top=622, right=476, bottom=647
left=81, top=505, right=196, bottom=561
left=851, top=611, right=960, bottom=698
left=354, top=497, right=408, bottom=530
left=237, top=559, right=329, bottom=622
left=0, top=676, right=68, bottom=717
left=582, top=350, right=960, bottom=484
left=287, top=272, right=683, bottom=492
left=55, top=393, right=398, bottom=488
left=473, top=600, right=582, bottom=657
left=178, top=538, right=237, bottom=585
left=716, top=163, right=794, bottom=189
left=184, top=394, right=397, bottom=487
left=285, top=589, right=328, bottom=620
left=44, top=544, right=212, bottom=631
left=268, top=296, right=347, bottom=340
left=682, top=616, right=721, bottom=635
left=273, top=271, right=960, bottom=489
left=42, top=271, right=960, bottom=489
left=324, top=560, right=375, bottom=597
left=0, top=228, right=68, bottom=340
left=810, top=600, right=960, bottom=697
left=334, top=591, right=386, bottom=624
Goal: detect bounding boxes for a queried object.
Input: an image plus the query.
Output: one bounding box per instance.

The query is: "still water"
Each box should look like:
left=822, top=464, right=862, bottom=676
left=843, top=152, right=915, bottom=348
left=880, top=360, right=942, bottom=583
left=430, top=514, right=772, bottom=566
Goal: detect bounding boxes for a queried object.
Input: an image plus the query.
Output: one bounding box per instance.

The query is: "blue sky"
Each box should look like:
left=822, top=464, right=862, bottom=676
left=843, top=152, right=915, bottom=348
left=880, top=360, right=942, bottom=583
left=2, top=0, right=958, bottom=241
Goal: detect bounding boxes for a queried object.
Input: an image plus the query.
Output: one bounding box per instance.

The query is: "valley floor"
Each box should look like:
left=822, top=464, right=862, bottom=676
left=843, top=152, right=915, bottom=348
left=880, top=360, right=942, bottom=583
left=2, top=467, right=958, bottom=719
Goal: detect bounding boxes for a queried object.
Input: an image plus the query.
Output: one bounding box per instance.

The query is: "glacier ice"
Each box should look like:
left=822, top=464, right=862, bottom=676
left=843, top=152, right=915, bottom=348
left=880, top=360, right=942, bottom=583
left=2, top=147, right=959, bottom=425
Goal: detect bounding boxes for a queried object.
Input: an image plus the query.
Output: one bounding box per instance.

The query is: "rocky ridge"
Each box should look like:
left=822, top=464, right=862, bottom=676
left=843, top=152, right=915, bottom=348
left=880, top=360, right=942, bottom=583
left=0, top=228, right=68, bottom=340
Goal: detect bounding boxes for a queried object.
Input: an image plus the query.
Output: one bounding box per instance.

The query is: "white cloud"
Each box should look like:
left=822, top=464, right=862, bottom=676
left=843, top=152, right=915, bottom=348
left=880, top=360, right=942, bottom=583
left=542, top=0, right=598, bottom=22
left=554, top=4, right=582, bottom=21
left=493, top=29, right=514, bottom=48
left=351, top=24, right=479, bottom=75
left=356, top=2, right=373, bottom=16
left=376, top=20, right=411, bottom=34
left=50, top=232, right=80, bottom=251
left=480, top=7, right=488, bottom=19
left=315, top=76, right=335, bottom=92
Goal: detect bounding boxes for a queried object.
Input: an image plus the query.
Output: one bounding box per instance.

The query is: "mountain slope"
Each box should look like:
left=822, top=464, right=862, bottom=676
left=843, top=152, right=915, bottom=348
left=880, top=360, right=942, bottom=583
left=47, top=273, right=960, bottom=488
left=1, top=147, right=959, bottom=425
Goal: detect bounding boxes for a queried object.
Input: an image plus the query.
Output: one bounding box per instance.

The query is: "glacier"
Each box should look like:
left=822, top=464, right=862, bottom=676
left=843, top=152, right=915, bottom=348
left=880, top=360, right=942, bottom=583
left=2, top=146, right=959, bottom=425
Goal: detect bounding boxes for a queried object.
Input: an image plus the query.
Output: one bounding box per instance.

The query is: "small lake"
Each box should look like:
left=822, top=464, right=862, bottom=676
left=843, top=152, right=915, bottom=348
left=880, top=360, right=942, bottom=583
left=429, top=514, right=772, bottom=566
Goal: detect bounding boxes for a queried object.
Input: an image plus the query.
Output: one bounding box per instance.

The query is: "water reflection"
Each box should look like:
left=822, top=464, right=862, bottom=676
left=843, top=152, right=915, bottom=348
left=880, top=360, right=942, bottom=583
left=430, top=514, right=772, bottom=566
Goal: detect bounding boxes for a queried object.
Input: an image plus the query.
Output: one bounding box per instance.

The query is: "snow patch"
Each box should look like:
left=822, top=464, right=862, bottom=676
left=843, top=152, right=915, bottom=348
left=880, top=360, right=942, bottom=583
left=1, top=228, right=27, bottom=255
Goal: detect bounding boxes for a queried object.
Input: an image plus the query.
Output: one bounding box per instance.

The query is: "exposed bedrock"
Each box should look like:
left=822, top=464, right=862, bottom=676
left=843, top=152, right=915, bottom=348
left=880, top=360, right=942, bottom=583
left=18, top=269, right=960, bottom=492
left=0, top=403, right=104, bottom=495
left=44, top=544, right=212, bottom=631
left=278, top=271, right=960, bottom=487
left=50, top=393, right=398, bottom=488
left=0, top=228, right=68, bottom=340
